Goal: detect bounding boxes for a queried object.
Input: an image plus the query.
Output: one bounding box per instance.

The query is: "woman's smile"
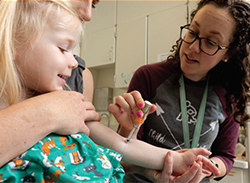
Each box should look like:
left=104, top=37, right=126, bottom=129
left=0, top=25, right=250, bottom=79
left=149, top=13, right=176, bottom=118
left=185, top=54, right=199, bottom=64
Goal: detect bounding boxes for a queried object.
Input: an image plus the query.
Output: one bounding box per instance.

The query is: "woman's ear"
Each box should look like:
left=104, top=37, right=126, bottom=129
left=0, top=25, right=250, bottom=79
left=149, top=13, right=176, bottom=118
left=223, top=58, right=228, bottom=62
left=222, top=55, right=230, bottom=62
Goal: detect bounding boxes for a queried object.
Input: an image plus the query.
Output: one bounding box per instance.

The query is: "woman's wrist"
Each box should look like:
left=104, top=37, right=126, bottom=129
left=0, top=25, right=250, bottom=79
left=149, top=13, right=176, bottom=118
left=205, top=159, right=219, bottom=179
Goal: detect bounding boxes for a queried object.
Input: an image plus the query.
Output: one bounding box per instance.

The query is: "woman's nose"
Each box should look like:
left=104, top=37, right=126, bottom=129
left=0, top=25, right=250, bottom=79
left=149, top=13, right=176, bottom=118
left=189, top=39, right=201, bottom=53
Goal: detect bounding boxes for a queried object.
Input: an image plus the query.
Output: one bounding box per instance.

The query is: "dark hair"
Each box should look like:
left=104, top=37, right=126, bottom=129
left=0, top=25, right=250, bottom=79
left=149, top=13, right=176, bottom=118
left=168, top=0, right=250, bottom=124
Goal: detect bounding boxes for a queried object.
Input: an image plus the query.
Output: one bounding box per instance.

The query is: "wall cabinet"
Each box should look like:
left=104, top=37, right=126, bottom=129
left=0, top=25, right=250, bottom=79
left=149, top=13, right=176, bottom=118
left=147, top=4, right=187, bottom=64
left=116, top=1, right=185, bottom=25
left=82, top=1, right=191, bottom=87
left=81, top=1, right=116, bottom=68
left=115, top=1, right=188, bottom=87
left=115, top=16, right=146, bottom=88
left=83, top=27, right=115, bottom=68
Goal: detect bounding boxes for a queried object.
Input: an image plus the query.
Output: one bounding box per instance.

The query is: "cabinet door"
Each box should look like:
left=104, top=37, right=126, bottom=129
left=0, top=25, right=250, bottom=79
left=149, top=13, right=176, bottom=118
left=81, top=1, right=116, bottom=68
left=115, top=16, right=146, bottom=88
left=117, top=1, right=185, bottom=25
left=148, top=3, right=187, bottom=64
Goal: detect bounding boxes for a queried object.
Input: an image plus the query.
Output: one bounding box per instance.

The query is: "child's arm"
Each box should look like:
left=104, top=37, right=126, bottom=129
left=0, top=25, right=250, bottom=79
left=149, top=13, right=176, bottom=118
left=86, top=121, right=220, bottom=176
left=143, top=151, right=205, bottom=182
left=121, top=151, right=204, bottom=182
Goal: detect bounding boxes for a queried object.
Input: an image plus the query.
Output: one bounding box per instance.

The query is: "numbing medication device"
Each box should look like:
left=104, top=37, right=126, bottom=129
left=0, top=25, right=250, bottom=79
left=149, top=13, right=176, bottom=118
left=126, top=101, right=152, bottom=142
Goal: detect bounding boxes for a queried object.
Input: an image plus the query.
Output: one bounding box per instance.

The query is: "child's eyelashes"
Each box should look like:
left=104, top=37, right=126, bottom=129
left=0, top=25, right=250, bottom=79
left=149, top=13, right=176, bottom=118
left=58, top=47, right=68, bottom=53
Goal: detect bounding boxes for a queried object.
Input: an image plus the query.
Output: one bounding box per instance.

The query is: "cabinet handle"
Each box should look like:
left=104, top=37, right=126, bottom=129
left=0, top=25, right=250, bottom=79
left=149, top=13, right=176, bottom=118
left=109, top=50, right=112, bottom=61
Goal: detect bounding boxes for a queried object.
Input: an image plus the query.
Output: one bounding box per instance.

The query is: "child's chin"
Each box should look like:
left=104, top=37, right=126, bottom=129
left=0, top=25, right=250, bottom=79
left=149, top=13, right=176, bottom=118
left=49, top=87, right=63, bottom=92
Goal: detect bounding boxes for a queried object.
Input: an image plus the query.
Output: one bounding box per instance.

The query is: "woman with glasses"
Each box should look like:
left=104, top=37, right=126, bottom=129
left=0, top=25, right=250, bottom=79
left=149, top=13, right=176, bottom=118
left=113, top=0, right=250, bottom=182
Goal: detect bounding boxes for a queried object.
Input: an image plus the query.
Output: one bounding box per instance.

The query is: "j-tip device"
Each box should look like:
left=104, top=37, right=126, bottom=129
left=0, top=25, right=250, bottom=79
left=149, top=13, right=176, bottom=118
left=126, top=100, right=152, bottom=142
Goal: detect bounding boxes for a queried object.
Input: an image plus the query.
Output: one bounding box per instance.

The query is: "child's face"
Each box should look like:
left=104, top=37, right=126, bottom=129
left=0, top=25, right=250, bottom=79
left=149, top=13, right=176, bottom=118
left=15, top=14, right=80, bottom=94
left=179, top=4, right=235, bottom=81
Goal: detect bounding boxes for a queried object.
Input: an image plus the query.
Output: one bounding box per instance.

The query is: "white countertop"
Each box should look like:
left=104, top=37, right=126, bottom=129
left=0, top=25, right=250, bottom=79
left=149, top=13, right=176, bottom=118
left=234, top=158, right=248, bottom=169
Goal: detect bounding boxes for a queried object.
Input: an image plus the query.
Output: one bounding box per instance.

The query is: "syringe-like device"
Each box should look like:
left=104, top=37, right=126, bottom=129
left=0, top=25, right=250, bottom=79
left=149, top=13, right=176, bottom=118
left=126, top=100, right=152, bottom=142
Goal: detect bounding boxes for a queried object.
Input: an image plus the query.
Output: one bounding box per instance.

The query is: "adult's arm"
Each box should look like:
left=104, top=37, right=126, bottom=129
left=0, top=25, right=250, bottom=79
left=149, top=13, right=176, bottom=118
left=82, top=67, right=94, bottom=102
left=210, top=115, right=239, bottom=179
left=0, top=90, right=100, bottom=167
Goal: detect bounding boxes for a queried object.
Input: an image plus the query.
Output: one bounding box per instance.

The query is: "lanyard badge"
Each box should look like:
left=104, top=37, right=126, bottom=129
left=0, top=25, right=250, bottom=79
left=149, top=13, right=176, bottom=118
left=179, top=74, right=209, bottom=148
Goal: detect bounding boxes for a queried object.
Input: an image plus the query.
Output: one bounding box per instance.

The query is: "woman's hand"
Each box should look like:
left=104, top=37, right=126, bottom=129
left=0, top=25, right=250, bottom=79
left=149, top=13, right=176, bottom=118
left=173, top=148, right=220, bottom=177
left=144, top=151, right=204, bottom=183
left=0, top=90, right=101, bottom=167
left=109, top=90, right=156, bottom=137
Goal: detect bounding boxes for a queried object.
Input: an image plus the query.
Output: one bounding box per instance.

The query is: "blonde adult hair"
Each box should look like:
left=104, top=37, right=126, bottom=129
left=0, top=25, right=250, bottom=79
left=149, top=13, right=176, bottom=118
left=0, top=0, right=81, bottom=106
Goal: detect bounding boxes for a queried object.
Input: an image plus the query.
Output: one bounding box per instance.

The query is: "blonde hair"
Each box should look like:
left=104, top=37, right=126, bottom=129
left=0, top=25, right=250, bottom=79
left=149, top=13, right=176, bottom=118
left=0, top=0, right=81, bottom=105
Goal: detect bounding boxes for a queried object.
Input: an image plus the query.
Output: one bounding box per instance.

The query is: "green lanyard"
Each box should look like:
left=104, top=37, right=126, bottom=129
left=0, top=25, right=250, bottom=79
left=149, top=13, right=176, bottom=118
left=179, top=74, right=209, bottom=148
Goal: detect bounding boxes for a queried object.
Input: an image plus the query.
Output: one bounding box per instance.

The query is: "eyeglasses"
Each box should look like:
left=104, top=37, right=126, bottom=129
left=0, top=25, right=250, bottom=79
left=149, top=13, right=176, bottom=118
left=180, top=24, right=230, bottom=56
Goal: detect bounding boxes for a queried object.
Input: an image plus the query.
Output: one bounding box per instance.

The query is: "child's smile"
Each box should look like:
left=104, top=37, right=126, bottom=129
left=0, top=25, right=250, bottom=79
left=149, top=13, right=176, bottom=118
left=14, top=13, right=81, bottom=95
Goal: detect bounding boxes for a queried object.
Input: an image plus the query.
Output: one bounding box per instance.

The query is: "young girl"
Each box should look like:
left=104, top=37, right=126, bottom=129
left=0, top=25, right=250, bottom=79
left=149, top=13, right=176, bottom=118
left=114, top=0, right=250, bottom=182
left=0, top=1, right=219, bottom=182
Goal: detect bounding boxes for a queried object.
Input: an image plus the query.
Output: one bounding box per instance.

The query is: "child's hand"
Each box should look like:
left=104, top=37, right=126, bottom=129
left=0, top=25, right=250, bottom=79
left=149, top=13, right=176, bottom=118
left=143, top=151, right=203, bottom=183
left=172, top=148, right=220, bottom=177
left=109, top=90, right=156, bottom=136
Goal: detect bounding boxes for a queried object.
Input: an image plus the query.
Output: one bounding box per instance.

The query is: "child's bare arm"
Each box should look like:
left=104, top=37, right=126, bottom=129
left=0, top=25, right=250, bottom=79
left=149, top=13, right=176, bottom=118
left=86, top=121, right=220, bottom=176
